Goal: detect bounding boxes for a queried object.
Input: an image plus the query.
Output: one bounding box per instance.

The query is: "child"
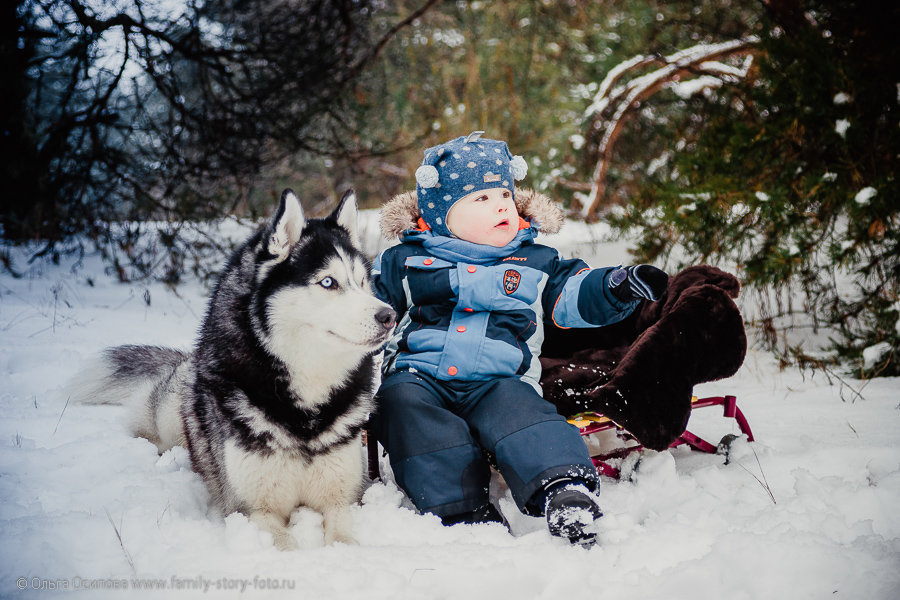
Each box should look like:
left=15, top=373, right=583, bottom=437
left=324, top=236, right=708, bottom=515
left=371, top=132, right=668, bottom=545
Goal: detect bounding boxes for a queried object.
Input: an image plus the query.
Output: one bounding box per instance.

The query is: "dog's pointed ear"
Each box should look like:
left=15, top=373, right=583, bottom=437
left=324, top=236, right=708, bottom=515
left=269, top=189, right=306, bottom=259
left=332, top=189, right=361, bottom=248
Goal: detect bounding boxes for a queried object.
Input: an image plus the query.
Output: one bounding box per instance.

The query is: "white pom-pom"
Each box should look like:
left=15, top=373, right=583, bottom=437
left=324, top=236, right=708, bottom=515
left=415, top=165, right=440, bottom=188
left=510, top=155, right=528, bottom=180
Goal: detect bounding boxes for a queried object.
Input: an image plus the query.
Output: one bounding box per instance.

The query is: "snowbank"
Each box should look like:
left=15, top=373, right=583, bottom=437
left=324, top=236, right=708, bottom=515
left=2, top=213, right=898, bottom=599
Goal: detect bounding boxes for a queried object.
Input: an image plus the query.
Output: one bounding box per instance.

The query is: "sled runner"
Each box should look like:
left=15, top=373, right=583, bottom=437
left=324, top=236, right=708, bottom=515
left=569, top=394, right=754, bottom=478
left=366, top=394, right=753, bottom=481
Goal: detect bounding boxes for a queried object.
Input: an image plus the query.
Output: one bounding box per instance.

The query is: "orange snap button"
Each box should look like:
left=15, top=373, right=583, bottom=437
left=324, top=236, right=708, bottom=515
left=467, top=266, right=477, bottom=273
left=447, top=366, right=458, bottom=376
left=423, top=258, right=433, bottom=265
left=457, top=325, right=466, bottom=333
left=464, top=307, right=474, bottom=312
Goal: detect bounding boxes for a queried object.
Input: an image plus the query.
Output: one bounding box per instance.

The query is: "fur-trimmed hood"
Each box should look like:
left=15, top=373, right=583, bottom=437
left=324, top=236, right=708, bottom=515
left=379, top=188, right=564, bottom=240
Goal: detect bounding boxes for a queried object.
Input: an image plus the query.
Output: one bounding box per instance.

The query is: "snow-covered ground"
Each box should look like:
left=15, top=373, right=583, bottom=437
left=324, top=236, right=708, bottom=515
left=1, top=213, right=898, bottom=599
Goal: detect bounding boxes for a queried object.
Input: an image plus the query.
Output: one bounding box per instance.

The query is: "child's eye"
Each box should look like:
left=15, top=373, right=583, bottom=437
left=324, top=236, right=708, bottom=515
left=319, top=277, right=337, bottom=289
left=503, top=191, right=511, bottom=198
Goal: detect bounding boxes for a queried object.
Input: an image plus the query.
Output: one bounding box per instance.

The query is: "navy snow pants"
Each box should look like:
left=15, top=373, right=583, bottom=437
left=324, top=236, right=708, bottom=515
left=372, top=371, right=599, bottom=518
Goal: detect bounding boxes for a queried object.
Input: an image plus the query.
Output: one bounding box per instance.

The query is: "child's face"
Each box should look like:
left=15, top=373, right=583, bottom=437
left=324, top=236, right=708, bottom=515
left=446, top=187, right=519, bottom=247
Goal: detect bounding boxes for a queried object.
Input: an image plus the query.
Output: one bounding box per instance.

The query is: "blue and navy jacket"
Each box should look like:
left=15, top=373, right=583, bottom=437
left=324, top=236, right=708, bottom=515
left=373, top=190, right=639, bottom=393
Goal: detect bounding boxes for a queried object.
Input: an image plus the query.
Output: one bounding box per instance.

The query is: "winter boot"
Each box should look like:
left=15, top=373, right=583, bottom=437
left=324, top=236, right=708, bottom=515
left=543, top=481, right=603, bottom=546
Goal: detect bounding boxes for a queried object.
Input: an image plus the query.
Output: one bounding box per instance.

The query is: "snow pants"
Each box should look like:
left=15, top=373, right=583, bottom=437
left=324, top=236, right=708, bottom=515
left=372, top=371, right=599, bottom=518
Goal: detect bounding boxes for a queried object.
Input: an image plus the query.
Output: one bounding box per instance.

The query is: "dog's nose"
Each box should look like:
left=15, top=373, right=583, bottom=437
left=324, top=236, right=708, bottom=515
left=375, top=307, right=396, bottom=330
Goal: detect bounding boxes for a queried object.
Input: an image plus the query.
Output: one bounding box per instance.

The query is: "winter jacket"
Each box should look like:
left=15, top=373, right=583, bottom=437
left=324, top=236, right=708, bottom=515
left=374, top=189, right=640, bottom=393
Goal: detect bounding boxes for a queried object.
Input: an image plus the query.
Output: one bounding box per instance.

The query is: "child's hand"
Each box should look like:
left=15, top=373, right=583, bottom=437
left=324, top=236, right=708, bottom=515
left=609, top=265, right=669, bottom=302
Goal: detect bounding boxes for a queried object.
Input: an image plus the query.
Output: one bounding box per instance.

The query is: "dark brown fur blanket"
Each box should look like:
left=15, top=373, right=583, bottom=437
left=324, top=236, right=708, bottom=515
left=540, top=265, right=747, bottom=450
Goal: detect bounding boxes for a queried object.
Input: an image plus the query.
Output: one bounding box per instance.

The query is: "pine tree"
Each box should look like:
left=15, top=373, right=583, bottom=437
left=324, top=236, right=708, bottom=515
left=613, top=0, right=899, bottom=376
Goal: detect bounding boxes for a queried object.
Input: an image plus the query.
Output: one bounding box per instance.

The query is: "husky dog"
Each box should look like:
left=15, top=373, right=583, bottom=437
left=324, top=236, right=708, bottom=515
left=74, top=190, right=396, bottom=549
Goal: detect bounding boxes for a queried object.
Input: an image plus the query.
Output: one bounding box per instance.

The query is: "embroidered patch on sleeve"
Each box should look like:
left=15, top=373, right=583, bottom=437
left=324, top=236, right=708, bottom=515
left=503, top=269, right=521, bottom=295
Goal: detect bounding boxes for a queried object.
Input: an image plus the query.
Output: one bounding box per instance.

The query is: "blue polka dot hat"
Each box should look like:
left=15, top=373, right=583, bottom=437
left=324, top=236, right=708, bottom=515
left=415, top=131, right=528, bottom=236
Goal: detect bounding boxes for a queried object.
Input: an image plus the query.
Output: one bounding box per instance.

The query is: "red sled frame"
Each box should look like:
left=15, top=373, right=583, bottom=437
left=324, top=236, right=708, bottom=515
left=569, top=395, right=754, bottom=479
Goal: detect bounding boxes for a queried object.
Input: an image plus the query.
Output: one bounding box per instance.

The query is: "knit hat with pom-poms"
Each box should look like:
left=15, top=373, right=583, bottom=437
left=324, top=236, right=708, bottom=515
left=414, top=131, right=528, bottom=236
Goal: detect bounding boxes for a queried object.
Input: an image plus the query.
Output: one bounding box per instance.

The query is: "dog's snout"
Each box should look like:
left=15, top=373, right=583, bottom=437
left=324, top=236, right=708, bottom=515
left=375, top=307, right=396, bottom=329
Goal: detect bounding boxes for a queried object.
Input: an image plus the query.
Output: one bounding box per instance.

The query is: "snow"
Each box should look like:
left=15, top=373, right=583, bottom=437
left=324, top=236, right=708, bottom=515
left=729, top=202, right=751, bottom=220
left=669, top=75, right=723, bottom=99
left=855, top=186, right=878, bottom=206
left=892, top=302, right=900, bottom=338
left=863, top=342, right=892, bottom=370
left=835, top=118, right=851, bottom=138
left=834, top=92, right=852, bottom=105
left=646, top=151, right=671, bottom=176
left=2, top=213, right=900, bottom=600
left=568, top=134, right=585, bottom=150
left=668, top=57, right=756, bottom=100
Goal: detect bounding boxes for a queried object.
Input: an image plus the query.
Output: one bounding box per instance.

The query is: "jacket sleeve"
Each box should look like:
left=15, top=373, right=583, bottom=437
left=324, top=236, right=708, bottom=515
left=372, top=248, right=408, bottom=318
left=542, top=255, right=639, bottom=328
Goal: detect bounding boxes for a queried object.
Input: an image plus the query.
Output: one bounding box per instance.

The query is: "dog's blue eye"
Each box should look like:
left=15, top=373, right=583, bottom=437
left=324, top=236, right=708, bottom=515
left=320, top=277, right=336, bottom=289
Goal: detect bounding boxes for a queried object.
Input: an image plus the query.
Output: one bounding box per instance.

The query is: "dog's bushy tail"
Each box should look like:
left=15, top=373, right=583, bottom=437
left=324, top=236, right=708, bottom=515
left=71, top=345, right=188, bottom=405
left=70, top=345, right=191, bottom=451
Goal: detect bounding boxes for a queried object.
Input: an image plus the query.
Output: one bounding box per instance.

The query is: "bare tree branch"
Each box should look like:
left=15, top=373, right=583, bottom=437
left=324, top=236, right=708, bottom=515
left=583, top=38, right=759, bottom=220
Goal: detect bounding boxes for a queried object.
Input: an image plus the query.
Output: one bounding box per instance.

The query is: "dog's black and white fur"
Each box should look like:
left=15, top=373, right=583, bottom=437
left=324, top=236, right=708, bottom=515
left=73, top=190, right=396, bottom=549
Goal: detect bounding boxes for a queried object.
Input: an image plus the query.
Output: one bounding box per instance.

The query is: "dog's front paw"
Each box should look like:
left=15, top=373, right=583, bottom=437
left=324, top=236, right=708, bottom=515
left=323, top=508, right=358, bottom=545
left=272, top=529, right=300, bottom=551
left=250, top=510, right=298, bottom=551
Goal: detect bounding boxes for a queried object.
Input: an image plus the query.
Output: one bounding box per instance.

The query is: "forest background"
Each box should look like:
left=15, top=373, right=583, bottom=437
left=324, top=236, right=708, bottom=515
left=2, top=0, right=898, bottom=377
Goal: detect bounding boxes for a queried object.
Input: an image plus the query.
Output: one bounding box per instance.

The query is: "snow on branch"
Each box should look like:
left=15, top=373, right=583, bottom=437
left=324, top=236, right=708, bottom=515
left=581, top=38, right=759, bottom=220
